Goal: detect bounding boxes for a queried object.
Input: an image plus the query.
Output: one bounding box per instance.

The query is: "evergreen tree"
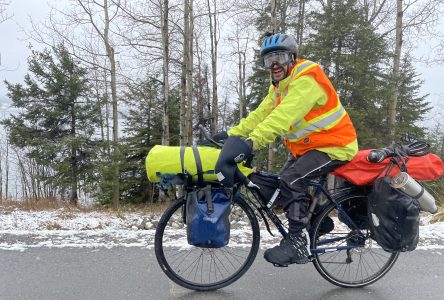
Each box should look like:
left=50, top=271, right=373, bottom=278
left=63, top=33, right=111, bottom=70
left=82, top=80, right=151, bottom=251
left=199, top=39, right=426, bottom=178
left=1, top=45, right=98, bottom=205
left=305, top=0, right=390, bottom=148
left=390, top=55, right=431, bottom=141
left=118, top=77, right=180, bottom=204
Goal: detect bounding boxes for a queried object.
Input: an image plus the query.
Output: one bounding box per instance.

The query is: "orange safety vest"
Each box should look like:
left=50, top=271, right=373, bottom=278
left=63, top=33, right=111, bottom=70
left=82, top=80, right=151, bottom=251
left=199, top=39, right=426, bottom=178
left=274, top=59, right=357, bottom=157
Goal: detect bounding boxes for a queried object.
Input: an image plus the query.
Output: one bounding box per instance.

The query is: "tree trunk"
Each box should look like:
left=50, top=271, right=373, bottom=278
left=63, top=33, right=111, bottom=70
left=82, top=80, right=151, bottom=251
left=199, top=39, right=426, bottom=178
left=268, top=0, right=278, bottom=172
left=161, top=0, right=170, bottom=146
left=5, top=141, right=9, bottom=199
left=69, top=101, right=78, bottom=206
left=297, top=0, right=306, bottom=50
left=186, top=0, right=194, bottom=145
left=194, top=37, right=205, bottom=131
left=103, top=0, right=120, bottom=208
left=208, top=0, right=218, bottom=135
left=96, top=81, right=105, bottom=143
left=0, top=145, right=2, bottom=200
left=104, top=69, right=111, bottom=155
left=270, top=0, right=278, bottom=32
left=238, top=50, right=245, bottom=119
left=388, top=0, right=403, bottom=142
left=180, top=0, right=190, bottom=146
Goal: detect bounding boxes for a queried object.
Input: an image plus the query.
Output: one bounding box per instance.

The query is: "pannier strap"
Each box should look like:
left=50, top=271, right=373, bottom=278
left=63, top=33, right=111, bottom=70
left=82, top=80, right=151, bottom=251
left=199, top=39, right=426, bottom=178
left=204, top=185, right=214, bottom=213
left=180, top=146, right=186, bottom=174
left=192, top=146, right=204, bottom=185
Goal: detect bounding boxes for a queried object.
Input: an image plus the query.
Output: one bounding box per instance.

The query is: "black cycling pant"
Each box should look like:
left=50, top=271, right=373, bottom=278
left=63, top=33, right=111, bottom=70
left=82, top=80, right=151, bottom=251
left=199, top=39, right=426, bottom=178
left=278, top=150, right=345, bottom=233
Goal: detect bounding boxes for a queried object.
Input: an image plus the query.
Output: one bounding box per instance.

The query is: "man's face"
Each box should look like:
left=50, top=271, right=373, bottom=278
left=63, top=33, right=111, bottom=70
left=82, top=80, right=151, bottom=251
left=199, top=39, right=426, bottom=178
left=270, top=64, right=290, bottom=82
left=263, top=51, right=293, bottom=82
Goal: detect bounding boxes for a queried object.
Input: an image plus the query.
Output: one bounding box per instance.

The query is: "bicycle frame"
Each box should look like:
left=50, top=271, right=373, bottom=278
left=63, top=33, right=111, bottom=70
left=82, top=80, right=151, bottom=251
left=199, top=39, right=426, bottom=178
left=244, top=173, right=368, bottom=255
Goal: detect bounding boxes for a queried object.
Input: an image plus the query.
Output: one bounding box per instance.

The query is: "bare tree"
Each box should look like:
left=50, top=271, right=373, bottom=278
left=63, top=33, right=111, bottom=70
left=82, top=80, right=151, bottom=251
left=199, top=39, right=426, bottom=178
left=186, top=1, right=195, bottom=144
left=27, top=0, right=124, bottom=207
left=382, top=0, right=443, bottom=140
left=161, top=0, right=170, bottom=145
left=268, top=0, right=278, bottom=172
left=0, top=141, right=3, bottom=200
left=296, top=0, right=307, bottom=49
left=207, top=0, right=219, bottom=135
left=227, top=23, right=252, bottom=121
left=180, top=0, right=194, bottom=145
left=74, top=0, right=121, bottom=208
left=387, top=0, right=403, bottom=141
left=0, top=135, right=11, bottom=200
left=0, top=0, right=11, bottom=71
left=0, top=0, right=11, bottom=24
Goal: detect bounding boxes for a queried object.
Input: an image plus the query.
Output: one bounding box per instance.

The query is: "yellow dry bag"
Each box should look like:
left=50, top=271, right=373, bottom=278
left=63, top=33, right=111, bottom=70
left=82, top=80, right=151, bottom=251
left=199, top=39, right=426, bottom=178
left=145, top=145, right=253, bottom=183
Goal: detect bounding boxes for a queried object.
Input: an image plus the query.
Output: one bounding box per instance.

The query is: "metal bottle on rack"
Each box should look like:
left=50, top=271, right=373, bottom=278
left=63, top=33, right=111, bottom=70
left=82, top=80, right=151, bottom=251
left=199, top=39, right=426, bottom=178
left=391, top=172, right=438, bottom=214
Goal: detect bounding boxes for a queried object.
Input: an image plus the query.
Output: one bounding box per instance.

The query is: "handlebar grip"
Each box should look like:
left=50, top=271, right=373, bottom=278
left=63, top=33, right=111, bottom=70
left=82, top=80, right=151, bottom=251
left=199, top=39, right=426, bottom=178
left=367, top=147, right=394, bottom=163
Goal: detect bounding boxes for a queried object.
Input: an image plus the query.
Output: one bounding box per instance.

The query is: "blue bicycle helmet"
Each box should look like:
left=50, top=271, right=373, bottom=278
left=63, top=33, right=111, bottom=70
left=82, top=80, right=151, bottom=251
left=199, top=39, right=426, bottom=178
left=260, top=33, right=297, bottom=57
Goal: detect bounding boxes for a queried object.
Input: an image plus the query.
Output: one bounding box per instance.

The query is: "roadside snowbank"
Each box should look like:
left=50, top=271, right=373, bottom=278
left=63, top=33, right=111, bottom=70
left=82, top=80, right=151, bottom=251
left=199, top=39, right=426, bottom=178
left=0, top=208, right=443, bottom=252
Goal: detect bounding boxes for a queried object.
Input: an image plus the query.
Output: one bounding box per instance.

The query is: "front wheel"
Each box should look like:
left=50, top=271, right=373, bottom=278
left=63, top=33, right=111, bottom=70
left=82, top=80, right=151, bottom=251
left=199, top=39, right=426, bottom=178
left=154, top=194, right=260, bottom=291
left=310, top=193, right=399, bottom=288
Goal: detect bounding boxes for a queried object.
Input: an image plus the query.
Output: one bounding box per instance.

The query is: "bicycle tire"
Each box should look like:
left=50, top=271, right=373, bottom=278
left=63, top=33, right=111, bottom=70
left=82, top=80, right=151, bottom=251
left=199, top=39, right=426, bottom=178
left=154, top=194, right=260, bottom=291
left=311, top=193, right=399, bottom=288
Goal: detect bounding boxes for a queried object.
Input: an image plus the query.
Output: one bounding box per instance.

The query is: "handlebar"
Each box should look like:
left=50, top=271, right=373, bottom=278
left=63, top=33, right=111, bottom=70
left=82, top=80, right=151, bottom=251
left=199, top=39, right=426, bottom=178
left=198, top=125, right=223, bottom=148
left=367, top=141, right=430, bottom=163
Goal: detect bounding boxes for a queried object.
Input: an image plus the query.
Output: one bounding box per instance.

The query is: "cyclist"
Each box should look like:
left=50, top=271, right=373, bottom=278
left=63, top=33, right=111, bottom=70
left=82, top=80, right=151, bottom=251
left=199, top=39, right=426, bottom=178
left=224, top=33, right=358, bottom=266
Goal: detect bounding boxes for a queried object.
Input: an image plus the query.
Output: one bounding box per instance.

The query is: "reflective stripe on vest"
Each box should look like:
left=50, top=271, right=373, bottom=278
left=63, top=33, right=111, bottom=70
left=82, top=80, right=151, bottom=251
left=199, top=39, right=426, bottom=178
left=285, top=102, right=346, bottom=140
left=275, top=59, right=347, bottom=142
left=293, top=60, right=317, bottom=79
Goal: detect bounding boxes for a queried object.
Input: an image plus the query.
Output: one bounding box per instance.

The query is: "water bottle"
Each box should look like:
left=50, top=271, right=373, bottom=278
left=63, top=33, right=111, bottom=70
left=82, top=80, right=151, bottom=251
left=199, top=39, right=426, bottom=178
left=391, top=172, right=438, bottom=214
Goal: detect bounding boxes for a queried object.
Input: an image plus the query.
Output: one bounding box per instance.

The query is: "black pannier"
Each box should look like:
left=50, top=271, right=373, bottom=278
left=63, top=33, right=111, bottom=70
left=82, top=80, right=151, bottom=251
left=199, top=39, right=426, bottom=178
left=367, top=176, right=420, bottom=252
left=249, top=173, right=281, bottom=206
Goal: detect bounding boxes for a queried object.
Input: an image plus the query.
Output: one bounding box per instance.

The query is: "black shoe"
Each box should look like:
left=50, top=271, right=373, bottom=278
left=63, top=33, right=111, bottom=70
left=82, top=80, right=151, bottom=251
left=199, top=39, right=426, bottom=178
left=264, top=230, right=311, bottom=267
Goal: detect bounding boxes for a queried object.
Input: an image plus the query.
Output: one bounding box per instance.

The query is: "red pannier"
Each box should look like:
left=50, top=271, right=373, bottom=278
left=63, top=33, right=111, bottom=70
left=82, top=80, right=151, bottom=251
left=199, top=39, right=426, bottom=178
left=332, top=149, right=444, bottom=186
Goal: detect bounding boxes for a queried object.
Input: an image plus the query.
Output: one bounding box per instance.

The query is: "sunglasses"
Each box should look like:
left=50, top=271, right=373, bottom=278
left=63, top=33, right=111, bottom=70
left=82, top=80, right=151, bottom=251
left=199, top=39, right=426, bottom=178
left=262, top=51, right=293, bottom=69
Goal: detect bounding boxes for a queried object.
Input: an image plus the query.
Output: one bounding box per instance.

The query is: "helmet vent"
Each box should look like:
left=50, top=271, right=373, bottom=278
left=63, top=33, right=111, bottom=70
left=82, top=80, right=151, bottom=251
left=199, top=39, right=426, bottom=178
left=273, top=34, right=280, bottom=44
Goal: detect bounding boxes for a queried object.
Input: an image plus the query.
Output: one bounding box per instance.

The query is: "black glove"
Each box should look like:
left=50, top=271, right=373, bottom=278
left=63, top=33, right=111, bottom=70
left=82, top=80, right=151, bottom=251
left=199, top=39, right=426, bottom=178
left=215, top=135, right=253, bottom=187
left=244, top=138, right=253, bottom=153
left=212, top=131, right=228, bottom=143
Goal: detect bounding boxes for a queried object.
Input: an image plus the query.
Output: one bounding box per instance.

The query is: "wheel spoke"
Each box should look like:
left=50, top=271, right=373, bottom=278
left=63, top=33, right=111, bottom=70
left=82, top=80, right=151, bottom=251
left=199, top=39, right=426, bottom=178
left=154, top=196, right=260, bottom=291
left=312, top=195, right=399, bottom=287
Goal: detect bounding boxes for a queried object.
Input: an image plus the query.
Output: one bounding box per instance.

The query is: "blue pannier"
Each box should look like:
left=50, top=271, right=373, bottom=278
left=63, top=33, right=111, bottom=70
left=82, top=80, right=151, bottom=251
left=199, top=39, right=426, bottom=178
left=186, top=185, right=231, bottom=248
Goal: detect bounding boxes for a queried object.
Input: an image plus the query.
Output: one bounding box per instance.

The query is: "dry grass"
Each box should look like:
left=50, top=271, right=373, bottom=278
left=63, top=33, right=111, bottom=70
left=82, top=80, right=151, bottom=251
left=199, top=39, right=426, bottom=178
left=0, top=197, right=86, bottom=212
left=43, top=221, right=63, bottom=230
left=431, top=205, right=444, bottom=223
left=0, top=197, right=174, bottom=214
left=106, top=202, right=172, bottom=218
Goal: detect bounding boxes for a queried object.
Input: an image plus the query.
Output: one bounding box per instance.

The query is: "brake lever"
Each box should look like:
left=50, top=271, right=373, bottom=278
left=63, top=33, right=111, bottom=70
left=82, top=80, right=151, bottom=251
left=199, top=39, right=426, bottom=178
left=198, top=124, right=223, bottom=148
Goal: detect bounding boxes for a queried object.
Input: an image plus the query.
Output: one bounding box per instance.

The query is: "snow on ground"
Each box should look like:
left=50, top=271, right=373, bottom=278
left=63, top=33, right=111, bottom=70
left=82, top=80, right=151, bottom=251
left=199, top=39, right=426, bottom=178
left=0, top=208, right=443, bottom=252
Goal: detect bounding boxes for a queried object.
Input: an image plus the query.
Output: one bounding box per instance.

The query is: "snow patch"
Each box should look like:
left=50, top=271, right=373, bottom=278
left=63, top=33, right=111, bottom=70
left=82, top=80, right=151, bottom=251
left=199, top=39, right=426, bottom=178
left=0, top=208, right=443, bottom=252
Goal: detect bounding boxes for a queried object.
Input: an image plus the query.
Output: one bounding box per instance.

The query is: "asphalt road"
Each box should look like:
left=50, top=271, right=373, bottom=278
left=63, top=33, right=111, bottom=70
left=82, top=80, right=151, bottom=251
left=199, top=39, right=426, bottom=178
left=0, top=247, right=443, bottom=300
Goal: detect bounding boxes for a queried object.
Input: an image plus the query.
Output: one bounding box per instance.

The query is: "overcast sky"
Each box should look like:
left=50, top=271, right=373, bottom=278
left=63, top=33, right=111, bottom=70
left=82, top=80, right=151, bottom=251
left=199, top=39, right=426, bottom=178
left=1, top=0, right=444, bottom=126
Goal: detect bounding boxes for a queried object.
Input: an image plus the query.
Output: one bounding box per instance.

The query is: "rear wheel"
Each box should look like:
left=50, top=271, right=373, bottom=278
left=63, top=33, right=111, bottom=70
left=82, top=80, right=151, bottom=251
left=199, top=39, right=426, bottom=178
left=154, top=195, right=260, bottom=291
left=311, top=194, right=399, bottom=288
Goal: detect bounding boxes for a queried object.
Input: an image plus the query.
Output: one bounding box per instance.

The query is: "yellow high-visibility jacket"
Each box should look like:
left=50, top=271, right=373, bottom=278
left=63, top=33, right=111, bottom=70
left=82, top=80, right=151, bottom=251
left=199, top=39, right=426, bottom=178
left=229, top=59, right=358, bottom=161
